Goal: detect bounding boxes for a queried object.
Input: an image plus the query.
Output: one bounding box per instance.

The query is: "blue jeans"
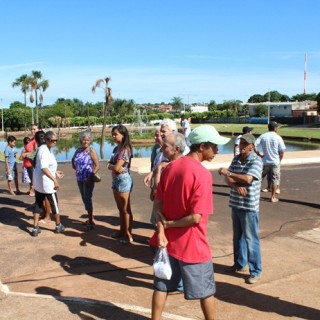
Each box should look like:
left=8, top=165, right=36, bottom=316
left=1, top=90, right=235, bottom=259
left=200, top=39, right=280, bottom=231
left=232, top=208, right=262, bottom=276
left=77, top=180, right=95, bottom=213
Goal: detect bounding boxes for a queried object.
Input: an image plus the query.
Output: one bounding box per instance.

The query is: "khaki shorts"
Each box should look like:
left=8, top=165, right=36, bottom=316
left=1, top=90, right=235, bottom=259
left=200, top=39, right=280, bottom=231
left=262, top=164, right=281, bottom=185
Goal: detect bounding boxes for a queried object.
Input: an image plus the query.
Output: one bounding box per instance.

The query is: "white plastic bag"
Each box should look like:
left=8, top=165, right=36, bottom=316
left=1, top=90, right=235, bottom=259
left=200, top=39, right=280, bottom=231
left=153, top=247, right=172, bottom=280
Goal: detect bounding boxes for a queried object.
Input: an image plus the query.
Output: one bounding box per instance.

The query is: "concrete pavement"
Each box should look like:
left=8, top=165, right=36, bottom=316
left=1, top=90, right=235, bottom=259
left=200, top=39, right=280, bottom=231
left=0, top=150, right=319, bottom=319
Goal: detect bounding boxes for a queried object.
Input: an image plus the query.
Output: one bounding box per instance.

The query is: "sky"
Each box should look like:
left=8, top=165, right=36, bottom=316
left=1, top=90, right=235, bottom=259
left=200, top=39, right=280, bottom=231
left=1, top=0, right=320, bottom=108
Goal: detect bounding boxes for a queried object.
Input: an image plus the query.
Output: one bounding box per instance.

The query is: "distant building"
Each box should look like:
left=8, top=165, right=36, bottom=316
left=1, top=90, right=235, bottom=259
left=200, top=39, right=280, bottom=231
left=159, top=104, right=173, bottom=113
left=190, top=105, right=208, bottom=113
left=246, top=101, right=318, bottom=117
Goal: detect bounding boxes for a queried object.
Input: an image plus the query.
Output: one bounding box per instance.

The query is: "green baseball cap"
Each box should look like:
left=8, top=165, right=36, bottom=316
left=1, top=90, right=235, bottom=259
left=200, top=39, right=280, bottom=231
left=188, top=125, right=230, bottom=145
left=240, top=133, right=256, bottom=144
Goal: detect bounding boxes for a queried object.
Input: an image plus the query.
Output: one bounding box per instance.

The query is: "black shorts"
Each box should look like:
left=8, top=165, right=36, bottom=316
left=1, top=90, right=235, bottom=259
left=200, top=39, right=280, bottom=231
left=34, top=191, right=59, bottom=215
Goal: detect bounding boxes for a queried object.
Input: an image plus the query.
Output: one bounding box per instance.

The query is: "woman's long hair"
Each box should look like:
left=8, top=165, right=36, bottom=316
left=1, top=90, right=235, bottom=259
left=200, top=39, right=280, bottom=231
left=112, top=125, right=132, bottom=154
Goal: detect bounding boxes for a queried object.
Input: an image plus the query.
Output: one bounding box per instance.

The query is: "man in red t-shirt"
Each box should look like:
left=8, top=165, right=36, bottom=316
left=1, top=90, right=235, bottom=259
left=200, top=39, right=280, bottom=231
left=151, top=125, right=230, bottom=320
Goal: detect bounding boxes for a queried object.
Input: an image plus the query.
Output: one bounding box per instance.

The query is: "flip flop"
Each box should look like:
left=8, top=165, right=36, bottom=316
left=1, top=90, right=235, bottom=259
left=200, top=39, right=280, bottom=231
left=110, top=231, right=124, bottom=239
left=119, top=236, right=133, bottom=244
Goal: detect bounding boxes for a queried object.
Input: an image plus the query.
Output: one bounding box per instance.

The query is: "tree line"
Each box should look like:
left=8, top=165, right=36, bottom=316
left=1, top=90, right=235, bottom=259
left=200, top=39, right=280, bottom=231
left=4, top=71, right=320, bottom=133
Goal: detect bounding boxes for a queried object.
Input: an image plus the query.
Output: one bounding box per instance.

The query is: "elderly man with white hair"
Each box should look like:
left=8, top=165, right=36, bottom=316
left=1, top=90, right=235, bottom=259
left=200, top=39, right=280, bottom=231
left=144, top=119, right=189, bottom=227
left=144, top=119, right=189, bottom=187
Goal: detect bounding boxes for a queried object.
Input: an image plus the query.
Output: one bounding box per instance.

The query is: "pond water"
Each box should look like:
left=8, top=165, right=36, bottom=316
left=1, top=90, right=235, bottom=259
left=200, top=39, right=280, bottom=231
left=1, top=137, right=320, bottom=162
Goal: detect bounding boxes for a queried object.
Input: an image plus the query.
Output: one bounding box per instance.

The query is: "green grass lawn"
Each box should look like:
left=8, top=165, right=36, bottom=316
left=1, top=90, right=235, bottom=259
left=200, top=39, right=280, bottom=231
left=0, top=153, right=22, bottom=162
left=193, top=123, right=320, bottom=140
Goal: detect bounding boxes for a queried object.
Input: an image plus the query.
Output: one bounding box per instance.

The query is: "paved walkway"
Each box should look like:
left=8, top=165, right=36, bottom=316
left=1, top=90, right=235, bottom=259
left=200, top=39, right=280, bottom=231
left=0, top=150, right=319, bottom=319
left=131, top=150, right=320, bottom=174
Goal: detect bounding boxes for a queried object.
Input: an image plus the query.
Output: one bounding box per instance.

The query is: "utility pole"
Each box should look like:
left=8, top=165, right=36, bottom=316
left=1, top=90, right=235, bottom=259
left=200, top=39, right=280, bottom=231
left=304, top=53, right=307, bottom=94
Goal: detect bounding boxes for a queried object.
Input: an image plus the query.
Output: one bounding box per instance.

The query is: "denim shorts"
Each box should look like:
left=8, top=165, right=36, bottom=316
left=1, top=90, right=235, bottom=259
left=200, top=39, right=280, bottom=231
left=6, top=164, right=17, bottom=181
left=112, top=172, right=133, bottom=193
left=154, top=255, right=216, bottom=300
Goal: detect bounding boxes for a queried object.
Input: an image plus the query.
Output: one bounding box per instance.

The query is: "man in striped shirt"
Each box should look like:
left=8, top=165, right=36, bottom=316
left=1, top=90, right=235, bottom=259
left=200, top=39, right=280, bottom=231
left=219, top=134, right=263, bottom=284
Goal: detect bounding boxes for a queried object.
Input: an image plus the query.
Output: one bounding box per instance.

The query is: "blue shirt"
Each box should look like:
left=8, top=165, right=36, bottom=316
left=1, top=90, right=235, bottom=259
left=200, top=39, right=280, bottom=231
left=255, top=132, right=286, bottom=165
left=4, top=145, right=17, bottom=168
left=228, top=151, right=263, bottom=211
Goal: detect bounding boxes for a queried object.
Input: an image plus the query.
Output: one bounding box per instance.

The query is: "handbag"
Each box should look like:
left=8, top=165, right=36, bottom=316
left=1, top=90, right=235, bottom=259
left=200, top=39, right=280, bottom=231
left=89, top=147, right=101, bottom=183
left=93, top=174, right=101, bottom=183
left=153, top=247, right=172, bottom=280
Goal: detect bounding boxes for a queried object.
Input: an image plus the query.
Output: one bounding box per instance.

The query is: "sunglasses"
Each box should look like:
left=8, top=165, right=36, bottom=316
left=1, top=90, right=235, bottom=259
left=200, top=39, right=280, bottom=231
left=49, top=139, right=58, bottom=143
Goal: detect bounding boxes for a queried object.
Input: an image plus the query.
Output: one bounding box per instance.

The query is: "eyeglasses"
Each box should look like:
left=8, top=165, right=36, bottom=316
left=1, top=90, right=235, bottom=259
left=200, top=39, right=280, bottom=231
left=49, top=139, right=58, bottom=143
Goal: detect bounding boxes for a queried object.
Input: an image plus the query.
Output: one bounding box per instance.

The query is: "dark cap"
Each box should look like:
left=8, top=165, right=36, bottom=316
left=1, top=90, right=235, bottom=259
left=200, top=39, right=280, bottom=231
left=268, top=121, right=279, bottom=130
left=240, top=134, right=256, bottom=145
left=242, top=126, right=253, bottom=134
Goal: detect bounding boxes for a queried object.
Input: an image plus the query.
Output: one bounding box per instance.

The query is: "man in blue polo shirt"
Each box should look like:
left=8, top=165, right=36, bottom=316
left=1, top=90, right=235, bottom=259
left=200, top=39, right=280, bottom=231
left=219, top=134, right=263, bottom=284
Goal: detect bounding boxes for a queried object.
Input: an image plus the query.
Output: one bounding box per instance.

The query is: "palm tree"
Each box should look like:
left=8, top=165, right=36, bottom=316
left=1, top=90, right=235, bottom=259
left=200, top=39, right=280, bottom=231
left=29, top=70, right=49, bottom=124
left=38, top=79, right=49, bottom=106
left=92, top=77, right=112, bottom=152
left=12, top=74, right=32, bottom=135
left=171, top=96, right=184, bottom=111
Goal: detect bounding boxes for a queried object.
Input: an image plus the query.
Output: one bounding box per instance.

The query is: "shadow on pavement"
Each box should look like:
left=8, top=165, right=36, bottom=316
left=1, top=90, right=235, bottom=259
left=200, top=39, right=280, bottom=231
left=216, top=281, right=320, bottom=320
left=279, top=198, right=320, bottom=210
left=52, top=255, right=153, bottom=290
left=0, top=206, right=33, bottom=232
left=214, top=263, right=319, bottom=320
left=57, top=215, right=154, bottom=265
left=36, top=286, right=150, bottom=320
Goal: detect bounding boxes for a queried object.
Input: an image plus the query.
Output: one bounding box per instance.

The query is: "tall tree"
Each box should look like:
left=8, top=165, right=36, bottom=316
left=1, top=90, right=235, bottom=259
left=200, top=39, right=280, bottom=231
left=92, top=77, right=112, bottom=153
left=221, top=100, right=241, bottom=116
left=248, top=94, right=266, bottom=103
left=253, top=104, right=268, bottom=117
left=12, top=74, right=31, bottom=135
left=111, top=99, right=136, bottom=119
left=208, top=100, right=217, bottom=111
left=291, top=93, right=317, bottom=102
left=171, top=96, right=183, bottom=111
left=29, top=70, right=49, bottom=124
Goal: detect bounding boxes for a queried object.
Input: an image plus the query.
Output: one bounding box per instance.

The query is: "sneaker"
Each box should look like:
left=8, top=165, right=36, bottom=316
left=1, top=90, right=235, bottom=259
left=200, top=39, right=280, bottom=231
left=275, top=189, right=281, bottom=194
left=55, top=223, right=65, bottom=233
left=261, top=188, right=270, bottom=192
left=31, top=226, right=41, bottom=237
left=247, top=274, right=261, bottom=284
left=227, top=265, right=248, bottom=273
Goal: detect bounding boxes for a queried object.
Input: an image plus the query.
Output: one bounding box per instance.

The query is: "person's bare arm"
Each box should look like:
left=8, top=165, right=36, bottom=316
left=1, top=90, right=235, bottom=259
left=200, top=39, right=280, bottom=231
left=107, top=159, right=125, bottom=174
left=153, top=199, right=168, bottom=248
left=159, top=212, right=202, bottom=229
left=90, top=149, right=100, bottom=175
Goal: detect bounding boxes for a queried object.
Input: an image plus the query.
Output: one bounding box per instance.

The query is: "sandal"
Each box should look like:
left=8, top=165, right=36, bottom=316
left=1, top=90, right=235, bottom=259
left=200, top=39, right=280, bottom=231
left=110, top=231, right=124, bottom=239
left=119, top=236, right=133, bottom=244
